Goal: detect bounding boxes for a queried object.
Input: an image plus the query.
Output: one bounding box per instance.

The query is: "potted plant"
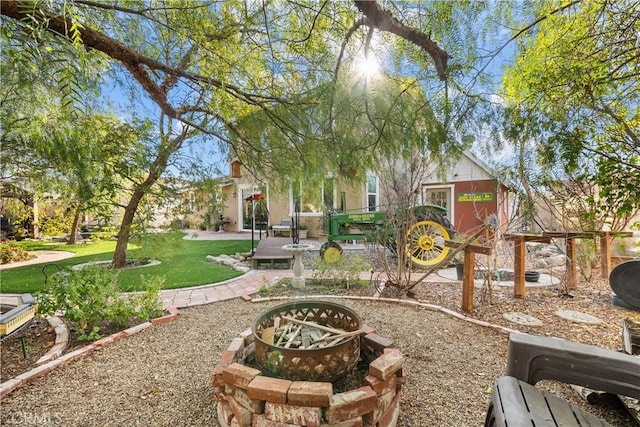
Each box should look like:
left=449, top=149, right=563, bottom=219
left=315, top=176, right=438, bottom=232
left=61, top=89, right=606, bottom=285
left=525, top=270, right=540, bottom=282
left=453, top=252, right=465, bottom=280
left=298, top=224, right=308, bottom=239
left=450, top=234, right=471, bottom=280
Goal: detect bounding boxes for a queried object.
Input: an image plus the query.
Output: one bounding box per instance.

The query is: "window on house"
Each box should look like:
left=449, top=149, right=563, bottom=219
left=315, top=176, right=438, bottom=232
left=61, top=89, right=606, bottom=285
left=294, top=184, right=320, bottom=213
left=424, top=189, right=449, bottom=209
left=323, top=178, right=335, bottom=211
left=291, top=177, right=338, bottom=214
left=422, top=186, right=453, bottom=220
left=292, top=180, right=320, bottom=214
left=367, top=174, right=378, bottom=212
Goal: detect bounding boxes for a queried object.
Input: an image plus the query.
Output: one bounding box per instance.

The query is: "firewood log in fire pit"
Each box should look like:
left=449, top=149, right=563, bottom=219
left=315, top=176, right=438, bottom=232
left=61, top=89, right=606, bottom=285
left=252, top=300, right=363, bottom=381
left=261, top=315, right=364, bottom=349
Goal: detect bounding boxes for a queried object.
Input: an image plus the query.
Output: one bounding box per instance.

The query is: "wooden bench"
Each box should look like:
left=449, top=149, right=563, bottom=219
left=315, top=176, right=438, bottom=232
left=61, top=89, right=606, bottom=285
left=485, top=333, right=640, bottom=426
left=485, top=376, right=613, bottom=426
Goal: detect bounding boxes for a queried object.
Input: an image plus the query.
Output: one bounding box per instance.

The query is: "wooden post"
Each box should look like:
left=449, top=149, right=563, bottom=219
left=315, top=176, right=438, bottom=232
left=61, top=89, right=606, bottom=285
left=444, top=237, right=491, bottom=312
left=505, top=233, right=552, bottom=300
left=542, top=232, right=595, bottom=290
left=445, top=240, right=491, bottom=313
left=461, top=250, right=476, bottom=313
left=600, top=232, right=611, bottom=279
left=513, top=235, right=526, bottom=298
left=566, top=237, right=578, bottom=288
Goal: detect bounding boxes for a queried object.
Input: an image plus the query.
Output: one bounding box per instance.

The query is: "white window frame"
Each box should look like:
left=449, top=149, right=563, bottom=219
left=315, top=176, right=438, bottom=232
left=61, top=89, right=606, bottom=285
left=421, top=184, right=455, bottom=223
left=366, top=174, right=379, bottom=212
left=289, top=180, right=335, bottom=217
left=238, top=183, right=270, bottom=231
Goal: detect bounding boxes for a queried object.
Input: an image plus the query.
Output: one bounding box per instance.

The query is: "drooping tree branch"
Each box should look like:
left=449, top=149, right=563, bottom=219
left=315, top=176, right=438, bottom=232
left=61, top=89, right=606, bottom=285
left=1, top=0, right=288, bottom=117
left=334, top=17, right=366, bottom=81
left=354, top=0, right=449, bottom=80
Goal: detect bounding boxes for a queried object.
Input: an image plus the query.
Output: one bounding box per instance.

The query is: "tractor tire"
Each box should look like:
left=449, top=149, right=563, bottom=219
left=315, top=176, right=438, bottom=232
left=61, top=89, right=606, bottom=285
left=406, top=212, right=454, bottom=267
left=320, top=241, right=343, bottom=263
left=416, top=211, right=455, bottom=238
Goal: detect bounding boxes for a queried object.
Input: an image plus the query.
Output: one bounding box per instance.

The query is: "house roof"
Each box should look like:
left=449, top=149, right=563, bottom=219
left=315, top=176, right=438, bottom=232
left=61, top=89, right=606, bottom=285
left=463, top=150, right=495, bottom=177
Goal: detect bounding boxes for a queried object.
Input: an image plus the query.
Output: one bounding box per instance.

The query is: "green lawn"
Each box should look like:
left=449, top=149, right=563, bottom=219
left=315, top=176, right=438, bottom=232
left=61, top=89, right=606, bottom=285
left=0, top=233, right=254, bottom=293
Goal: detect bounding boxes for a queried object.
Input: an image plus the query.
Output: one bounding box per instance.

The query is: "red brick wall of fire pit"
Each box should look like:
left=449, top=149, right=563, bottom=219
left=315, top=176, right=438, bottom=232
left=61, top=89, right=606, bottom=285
left=212, top=325, right=404, bottom=427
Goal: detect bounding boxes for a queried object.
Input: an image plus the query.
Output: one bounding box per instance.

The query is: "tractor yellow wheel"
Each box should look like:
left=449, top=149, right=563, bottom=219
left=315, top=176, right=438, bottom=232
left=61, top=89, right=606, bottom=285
left=406, top=220, right=451, bottom=267
left=320, top=242, right=343, bottom=263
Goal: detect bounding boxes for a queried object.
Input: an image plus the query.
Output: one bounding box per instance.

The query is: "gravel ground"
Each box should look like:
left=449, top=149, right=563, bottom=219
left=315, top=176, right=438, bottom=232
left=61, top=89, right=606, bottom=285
left=1, top=242, right=637, bottom=426
left=0, top=298, right=507, bottom=426
left=1, top=294, right=636, bottom=426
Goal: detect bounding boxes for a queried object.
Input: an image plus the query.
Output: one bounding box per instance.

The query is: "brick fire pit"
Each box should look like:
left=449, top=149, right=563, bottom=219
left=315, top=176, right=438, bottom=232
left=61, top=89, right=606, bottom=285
left=252, top=301, right=363, bottom=382
left=211, top=303, right=404, bottom=427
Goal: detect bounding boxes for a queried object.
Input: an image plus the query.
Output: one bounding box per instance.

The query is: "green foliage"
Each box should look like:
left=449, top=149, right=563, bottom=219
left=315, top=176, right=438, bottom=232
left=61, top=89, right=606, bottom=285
left=311, top=254, right=371, bottom=288
left=258, top=276, right=369, bottom=297
left=501, top=1, right=640, bottom=222
left=89, top=226, right=119, bottom=241
left=36, top=265, right=163, bottom=341
left=2, top=0, right=499, bottom=268
left=2, top=201, right=32, bottom=239
left=1, top=42, right=151, bottom=241
left=40, top=207, right=74, bottom=237
left=0, top=243, right=31, bottom=264
left=129, top=232, right=184, bottom=262
left=364, top=222, right=396, bottom=253
left=575, top=239, right=598, bottom=283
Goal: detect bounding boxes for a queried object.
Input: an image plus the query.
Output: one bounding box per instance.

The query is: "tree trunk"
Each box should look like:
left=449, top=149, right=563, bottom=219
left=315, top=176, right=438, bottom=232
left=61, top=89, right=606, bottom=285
left=67, top=206, right=82, bottom=245
left=112, top=188, right=146, bottom=268
left=111, top=136, right=184, bottom=268
left=518, top=140, right=535, bottom=229
left=32, top=197, right=40, bottom=239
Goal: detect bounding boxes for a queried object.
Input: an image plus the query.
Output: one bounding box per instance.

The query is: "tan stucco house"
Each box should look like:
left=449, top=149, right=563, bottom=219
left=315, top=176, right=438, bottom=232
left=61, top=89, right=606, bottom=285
left=213, top=151, right=510, bottom=238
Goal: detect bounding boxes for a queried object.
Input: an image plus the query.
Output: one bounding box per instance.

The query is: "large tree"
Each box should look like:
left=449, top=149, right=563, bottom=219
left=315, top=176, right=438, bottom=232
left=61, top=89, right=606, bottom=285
left=3, top=0, right=480, bottom=266
left=0, top=32, right=150, bottom=244
left=501, top=0, right=640, bottom=226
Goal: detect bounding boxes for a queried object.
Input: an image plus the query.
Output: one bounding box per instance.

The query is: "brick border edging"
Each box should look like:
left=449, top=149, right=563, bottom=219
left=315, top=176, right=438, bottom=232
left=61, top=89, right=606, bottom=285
left=247, top=295, right=522, bottom=336
left=35, top=317, right=69, bottom=365
left=213, top=319, right=404, bottom=426
left=0, top=307, right=179, bottom=399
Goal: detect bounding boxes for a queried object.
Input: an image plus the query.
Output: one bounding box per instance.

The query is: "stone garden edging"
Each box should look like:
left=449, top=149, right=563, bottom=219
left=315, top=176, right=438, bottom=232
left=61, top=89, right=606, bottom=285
left=248, top=295, right=523, bottom=336
left=35, top=317, right=69, bottom=365
left=0, top=307, right=179, bottom=399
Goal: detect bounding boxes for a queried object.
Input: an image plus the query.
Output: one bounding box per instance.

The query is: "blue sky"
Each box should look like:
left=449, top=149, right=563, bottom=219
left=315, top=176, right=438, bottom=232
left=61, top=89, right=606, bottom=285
left=96, top=5, right=521, bottom=180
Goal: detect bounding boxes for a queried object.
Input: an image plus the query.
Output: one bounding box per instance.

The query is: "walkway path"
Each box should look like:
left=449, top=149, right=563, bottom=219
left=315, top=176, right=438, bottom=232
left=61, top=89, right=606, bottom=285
left=160, top=270, right=291, bottom=308
left=0, top=250, right=75, bottom=270
left=159, top=268, right=465, bottom=309
left=161, top=229, right=379, bottom=308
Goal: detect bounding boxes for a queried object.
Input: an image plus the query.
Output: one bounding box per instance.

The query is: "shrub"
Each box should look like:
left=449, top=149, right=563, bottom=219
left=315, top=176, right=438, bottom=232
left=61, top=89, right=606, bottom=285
left=36, top=265, right=163, bottom=341
left=311, top=254, right=371, bottom=288
left=40, top=208, right=73, bottom=237
left=90, top=226, right=118, bottom=241
left=0, top=243, right=31, bottom=264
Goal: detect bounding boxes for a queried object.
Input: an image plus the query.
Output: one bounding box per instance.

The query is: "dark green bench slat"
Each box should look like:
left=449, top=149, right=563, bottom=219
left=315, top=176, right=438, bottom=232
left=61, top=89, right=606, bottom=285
left=506, top=333, right=640, bottom=399
left=487, top=376, right=612, bottom=427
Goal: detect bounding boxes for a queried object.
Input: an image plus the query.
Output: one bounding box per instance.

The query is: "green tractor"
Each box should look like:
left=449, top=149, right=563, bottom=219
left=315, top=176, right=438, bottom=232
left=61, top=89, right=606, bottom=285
left=320, top=204, right=455, bottom=267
